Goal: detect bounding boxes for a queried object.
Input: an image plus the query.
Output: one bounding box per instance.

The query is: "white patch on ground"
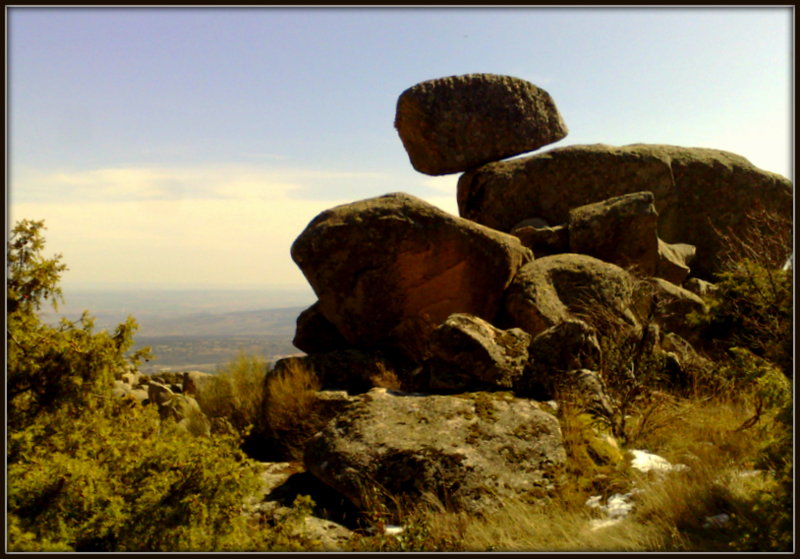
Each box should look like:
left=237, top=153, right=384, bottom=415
left=587, top=450, right=691, bottom=531
left=630, top=449, right=689, bottom=473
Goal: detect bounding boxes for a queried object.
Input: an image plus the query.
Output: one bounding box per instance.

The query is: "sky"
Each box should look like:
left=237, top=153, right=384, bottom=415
left=7, top=7, right=793, bottom=295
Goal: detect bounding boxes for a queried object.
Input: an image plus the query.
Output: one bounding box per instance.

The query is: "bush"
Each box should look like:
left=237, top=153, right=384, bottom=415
left=195, top=353, right=269, bottom=434
left=689, top=259, right=792, bottom=377
left=5, top=219, right=293, bottom=551
left=8, top=403, right=269, bottom=551
left=261, top=359, right=329, bottom=461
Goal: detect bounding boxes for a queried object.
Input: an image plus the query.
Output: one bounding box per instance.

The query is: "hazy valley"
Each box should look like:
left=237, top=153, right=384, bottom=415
left=40, top=288, right=314, bottom=373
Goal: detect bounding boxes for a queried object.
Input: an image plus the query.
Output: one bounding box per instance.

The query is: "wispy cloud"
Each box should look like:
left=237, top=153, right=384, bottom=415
left=10, top=164, right=391, bottom=205
left=9, top=162, right=461, bottom=289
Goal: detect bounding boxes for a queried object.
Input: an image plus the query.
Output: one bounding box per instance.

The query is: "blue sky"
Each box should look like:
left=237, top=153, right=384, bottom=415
left=7, top=7, right=793, bottom=293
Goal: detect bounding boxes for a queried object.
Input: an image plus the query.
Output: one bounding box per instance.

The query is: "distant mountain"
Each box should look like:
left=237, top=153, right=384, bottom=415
left=36, top=289, right=313, bottom=373
left=135, top=306, right=304, bottom=338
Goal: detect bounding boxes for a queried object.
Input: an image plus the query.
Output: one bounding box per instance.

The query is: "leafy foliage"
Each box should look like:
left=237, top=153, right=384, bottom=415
left=5, top=219, right=293, bottom=551
left=195, top=353, right=269, bottom=434
left=8, top=404, right=267, bottom=551
left=689, top=259, right=792, bottom=377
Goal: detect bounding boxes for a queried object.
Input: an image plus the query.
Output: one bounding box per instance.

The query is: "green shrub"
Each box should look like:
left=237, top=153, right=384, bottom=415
left=688, top=259, right=792, bottom=377
left=8, top=402, right=271, bottom=551
left=4, top=219, right=294, bottom=551
left=195, top=353, right=269, bottom=434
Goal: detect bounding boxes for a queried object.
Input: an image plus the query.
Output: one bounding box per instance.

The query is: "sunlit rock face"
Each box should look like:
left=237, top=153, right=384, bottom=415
left=304, top=388, right=566, bottom=518
left=457, top=143, right=792, bottom=279
left=291, top=192, right=532, bottom=359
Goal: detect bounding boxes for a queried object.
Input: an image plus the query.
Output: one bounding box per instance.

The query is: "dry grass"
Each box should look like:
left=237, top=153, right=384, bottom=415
left=345, top=391, right=788, bottom=552
left=195, top=353, right=268, bottom=434
left=261, top=358, right=328, bottom=461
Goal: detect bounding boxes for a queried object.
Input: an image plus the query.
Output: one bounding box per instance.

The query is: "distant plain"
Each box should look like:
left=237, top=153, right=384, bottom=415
left=40, top=288, right=315, bottom=373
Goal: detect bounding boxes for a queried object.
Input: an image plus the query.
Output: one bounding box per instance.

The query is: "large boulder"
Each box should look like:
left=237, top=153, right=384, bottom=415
left=304, top=388, right=566, bottom=517
left=567, top=191, right=660, bottom=276
left=635, top=277, right=707, bottom=342
left=394, top=74, right=568, bottom=175
left=457, top=143, right=792, bottom=279
left=502, top=253, right=639, bottom=338
left=422, top=313, right=531, bottom=393
left=520, top=318, right=603, bottom=399
left=291, top=193, right=533, bottom=358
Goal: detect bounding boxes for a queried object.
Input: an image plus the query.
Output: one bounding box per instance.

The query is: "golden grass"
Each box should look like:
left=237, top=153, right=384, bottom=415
left=262, top=358, right=327, bottom=461
left=345, top=391, right=789, bottom=552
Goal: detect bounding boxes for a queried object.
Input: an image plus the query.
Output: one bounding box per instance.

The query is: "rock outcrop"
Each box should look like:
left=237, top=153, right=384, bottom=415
left=291, top=192, right=532, bottom=358
left=271, top=74, right=792, bottom=532
left=304, top=388, right=566, bottom=517
left=422, top=313, right=531, bottom=393
left=502, top=253, right=639, bottom=338
left=395, top=73, right=568, bottom=175
left=457, top=143, right=792, bottom=279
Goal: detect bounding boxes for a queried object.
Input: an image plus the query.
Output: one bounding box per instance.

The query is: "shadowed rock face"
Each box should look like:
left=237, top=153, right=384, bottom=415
left=458, top=143, right=792, bottom=279
left=395, top=73, right=568, bottom=175
left=291, top=192, right=532, bottom=358
left=304, top=388, right=566, bottom=518
left=424, top=313, right=531, bottom=393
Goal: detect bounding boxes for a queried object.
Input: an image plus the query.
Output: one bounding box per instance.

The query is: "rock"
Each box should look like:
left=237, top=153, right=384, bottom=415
left=659, top=332, right=714, bottom=390
left=169, top=395, right=211, bottom=436
left=422, top=313, right=531, bottom=393
left=521, top=319, right=602, bottom=399
left=457, top=143, right=792, bottom=279
left=636, top=277, right=707, bottom=341
left=684, top=277, right=716, bottom=298
left=128, top=388, right=149, bottom=404
left=147, top=381, right=174, bottom=407
left=293, top=302, right=350, bottom=354
left=305, top=388, right=566, bottom=517
left=568, top=191, right=659, bottom=275
left=395, top=73, right=568, bottom=175
left=567, top=369, right=616, bottom=420
left=291, top=192, right=532, bottom=359
left=112, top=379, right=131, bottom=398
left=657, top=240, right=695, bottom=285
left=182, top=370, right=213, bottom=396
left=120, top=370, right=141, bottom=387
left=511, top=220, right=569, bottom=256
left=502, top=253, right=639, bottom=338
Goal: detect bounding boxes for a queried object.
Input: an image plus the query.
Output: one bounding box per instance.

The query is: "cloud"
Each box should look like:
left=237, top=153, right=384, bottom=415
left=9, top=163, right=463, bottom=289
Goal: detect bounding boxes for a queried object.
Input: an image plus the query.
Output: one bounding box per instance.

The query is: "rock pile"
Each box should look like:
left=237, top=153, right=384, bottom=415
left=278, top=74, right=792, bottom=522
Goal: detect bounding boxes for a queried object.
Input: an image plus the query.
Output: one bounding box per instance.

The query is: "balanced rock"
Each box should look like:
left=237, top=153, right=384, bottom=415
left=502, top=253, right=639, bottom=338
left=395, top=74, right=568, bottom=175
left=304, top=388, right=566, bottom=517
left=457, top=143, right=792, bottom=279
left=423, top=313, right=531, bottom=393
left=291, top=193, right=532, bottom=358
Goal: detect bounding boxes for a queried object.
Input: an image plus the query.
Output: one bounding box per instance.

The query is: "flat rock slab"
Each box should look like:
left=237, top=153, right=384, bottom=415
left=304, top=388, right=566, bottom=517
left=395, top=74, right=568, bottom=175
left=291, top=192, right=532, bottom=358
left=458, top=143, right=792, bottom=279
